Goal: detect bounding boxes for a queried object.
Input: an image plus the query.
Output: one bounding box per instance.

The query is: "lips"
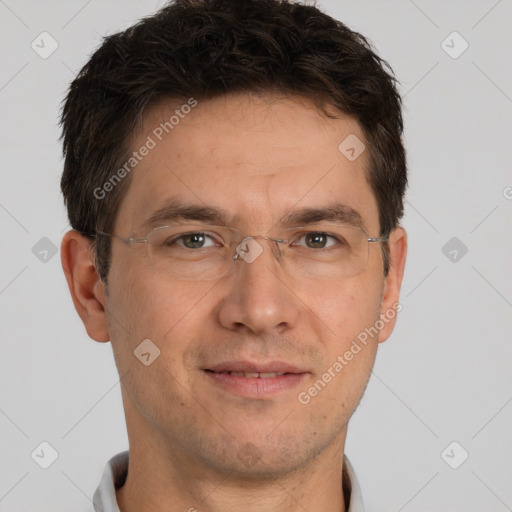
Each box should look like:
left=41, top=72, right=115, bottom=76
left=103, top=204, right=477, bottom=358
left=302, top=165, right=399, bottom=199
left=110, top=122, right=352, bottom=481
left=205, top=361, right=306, bottom=375
left=206, top=370, right=287, bottom=378
left=203, top=361, right=308, bottom=397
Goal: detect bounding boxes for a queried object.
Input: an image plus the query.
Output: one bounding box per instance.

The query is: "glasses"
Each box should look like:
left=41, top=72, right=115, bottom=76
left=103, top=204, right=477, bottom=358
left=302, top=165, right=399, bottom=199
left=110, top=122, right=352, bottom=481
left=96, top=223, right=388, bottom=281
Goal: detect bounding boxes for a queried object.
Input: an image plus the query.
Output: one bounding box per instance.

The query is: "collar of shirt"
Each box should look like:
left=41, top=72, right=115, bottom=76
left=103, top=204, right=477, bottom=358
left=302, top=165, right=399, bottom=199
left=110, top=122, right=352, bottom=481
left=93, top=451, right=365, bottom=512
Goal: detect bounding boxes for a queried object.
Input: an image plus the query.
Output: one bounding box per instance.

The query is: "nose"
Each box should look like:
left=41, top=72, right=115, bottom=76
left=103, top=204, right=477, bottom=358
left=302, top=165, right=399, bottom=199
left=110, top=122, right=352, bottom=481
left=216, top=237, right=300, bottom=335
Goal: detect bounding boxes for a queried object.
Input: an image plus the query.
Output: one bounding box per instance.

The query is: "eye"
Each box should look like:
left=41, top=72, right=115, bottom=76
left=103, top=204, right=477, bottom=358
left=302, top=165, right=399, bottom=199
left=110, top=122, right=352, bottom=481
left=173, top=232, right=218, bottom=249
left=296, top=232, right=341, bottom=249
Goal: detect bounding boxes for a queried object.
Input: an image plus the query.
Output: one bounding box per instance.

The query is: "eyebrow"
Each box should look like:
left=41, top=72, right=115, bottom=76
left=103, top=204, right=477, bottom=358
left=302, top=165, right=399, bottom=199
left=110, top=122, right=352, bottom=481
left=278, top=203, right=366, bottom=231
left=140, top=199, right=232, bottom=231
left=139, top=198, right=367, bottom=232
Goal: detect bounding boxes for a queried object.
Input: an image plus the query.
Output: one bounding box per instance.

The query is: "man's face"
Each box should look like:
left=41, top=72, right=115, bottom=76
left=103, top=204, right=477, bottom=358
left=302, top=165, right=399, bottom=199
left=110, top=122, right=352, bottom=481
left=102, top=93, right=400, bottom=478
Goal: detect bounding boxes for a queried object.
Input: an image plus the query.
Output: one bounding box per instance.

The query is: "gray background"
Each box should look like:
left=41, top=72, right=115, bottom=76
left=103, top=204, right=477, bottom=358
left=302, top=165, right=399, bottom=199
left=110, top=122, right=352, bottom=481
left=1, top=0, right=511, bottom=510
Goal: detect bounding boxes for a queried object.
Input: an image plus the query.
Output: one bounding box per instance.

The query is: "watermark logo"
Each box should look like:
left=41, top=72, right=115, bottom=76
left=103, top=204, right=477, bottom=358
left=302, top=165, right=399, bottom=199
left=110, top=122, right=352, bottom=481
left=235, top=238, right=263, bottom=264
left=338, top=134, right=365, bottom=162
left=134, top=339, right=161, bottom=366
left=442, top=237, right=468, bottom=263
left=237, top=442, right=262, bottom=467
left=31, top=31, right=59, bottom=59
left=441, top=31, right=469, bottom=60
left=32, top=237, right=58, bottom=263
left=441, top=441, right=469, bottom=469
left=31, top=441, right=59, bottom=469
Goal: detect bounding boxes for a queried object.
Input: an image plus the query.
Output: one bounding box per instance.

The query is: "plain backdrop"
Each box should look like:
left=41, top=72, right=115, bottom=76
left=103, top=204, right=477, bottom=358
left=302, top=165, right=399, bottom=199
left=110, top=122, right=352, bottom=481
left=1, top=1, right=511, bottom=511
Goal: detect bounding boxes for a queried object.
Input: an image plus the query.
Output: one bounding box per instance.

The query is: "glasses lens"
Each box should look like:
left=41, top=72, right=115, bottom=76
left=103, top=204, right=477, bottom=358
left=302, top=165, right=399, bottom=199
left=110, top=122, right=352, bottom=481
left=281, top=225, right=370, bottom=279
left=146, top=224, right=236, bottom=280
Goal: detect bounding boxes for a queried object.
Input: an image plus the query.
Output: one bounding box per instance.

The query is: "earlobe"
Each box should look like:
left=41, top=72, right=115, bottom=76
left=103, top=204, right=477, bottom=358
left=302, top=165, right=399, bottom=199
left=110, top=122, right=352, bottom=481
left=378, top=226, right=407, bottom=343
left=61, top=230, right=110, bottom=342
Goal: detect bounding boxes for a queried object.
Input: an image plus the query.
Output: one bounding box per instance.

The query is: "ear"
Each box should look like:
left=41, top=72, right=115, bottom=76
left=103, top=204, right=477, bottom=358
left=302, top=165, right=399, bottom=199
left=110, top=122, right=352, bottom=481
left=61, top=230, right=110, bottom=342
left=378, top=226, right=407, bottom=343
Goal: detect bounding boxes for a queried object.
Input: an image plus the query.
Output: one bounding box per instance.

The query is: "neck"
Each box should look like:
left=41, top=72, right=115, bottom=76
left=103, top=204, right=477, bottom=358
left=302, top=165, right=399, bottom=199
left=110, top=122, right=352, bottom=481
left=116, top=428, right=348, bottom=512
left=115, top=384, right=350, bottom=512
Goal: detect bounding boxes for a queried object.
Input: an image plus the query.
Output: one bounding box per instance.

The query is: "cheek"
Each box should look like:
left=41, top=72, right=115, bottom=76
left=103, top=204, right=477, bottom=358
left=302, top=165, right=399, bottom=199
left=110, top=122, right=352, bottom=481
left=105, top=272, right=198, bottom=403
left=108, top=263, right=215, bottom=367
left=302, top=273, right=382, bottom=395
left=302, top=272, right=383, bottom=343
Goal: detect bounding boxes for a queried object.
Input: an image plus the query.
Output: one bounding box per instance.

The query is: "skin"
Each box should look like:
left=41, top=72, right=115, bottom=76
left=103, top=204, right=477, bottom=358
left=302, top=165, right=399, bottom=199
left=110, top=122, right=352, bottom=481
left=61, top=92, right=407, bottom=512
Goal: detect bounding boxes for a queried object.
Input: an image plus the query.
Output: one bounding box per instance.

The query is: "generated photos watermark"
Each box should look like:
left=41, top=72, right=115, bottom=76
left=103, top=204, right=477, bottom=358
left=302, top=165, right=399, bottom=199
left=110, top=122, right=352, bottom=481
left=298, top=301, right=402, bottom=405
left=93, top=97, right=198, bottom=200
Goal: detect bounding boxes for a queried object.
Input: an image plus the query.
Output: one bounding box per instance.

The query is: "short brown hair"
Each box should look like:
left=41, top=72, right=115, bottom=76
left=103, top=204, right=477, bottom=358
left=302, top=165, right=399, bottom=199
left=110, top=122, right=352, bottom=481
left=61, top=0, right=407, bottom=281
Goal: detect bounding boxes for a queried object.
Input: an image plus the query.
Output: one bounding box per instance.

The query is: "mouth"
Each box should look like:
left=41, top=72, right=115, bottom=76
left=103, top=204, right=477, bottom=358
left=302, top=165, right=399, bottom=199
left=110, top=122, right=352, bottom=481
left=202, top=361, right=308, bottom=397
left=205, top=370, right=290, bottom=378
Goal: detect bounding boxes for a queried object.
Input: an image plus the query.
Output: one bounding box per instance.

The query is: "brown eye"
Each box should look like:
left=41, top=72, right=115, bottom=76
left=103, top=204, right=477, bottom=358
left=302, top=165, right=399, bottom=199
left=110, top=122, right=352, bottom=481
left=171, top=232, right=217, bottom=249
left=305, top=232, right=328, bottom=248
left=181, top=233, right=207, bottom=248
left=297, top=232, right=339, bottom=249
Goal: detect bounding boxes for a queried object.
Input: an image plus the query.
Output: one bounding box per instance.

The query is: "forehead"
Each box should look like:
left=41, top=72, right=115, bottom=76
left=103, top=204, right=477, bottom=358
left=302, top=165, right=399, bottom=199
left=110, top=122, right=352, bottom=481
left=115, top=92, right=379, bottom=234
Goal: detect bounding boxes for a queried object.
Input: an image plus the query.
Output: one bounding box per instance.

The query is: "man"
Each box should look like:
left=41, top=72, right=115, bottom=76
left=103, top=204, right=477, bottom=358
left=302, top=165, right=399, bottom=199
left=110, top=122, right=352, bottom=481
left=60, top=0, right=407, bottom=510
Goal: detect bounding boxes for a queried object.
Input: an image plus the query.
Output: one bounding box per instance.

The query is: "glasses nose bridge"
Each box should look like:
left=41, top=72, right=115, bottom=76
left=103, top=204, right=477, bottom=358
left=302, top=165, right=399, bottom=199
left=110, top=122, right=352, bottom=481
left=232, top=234, right=288, bottom=263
